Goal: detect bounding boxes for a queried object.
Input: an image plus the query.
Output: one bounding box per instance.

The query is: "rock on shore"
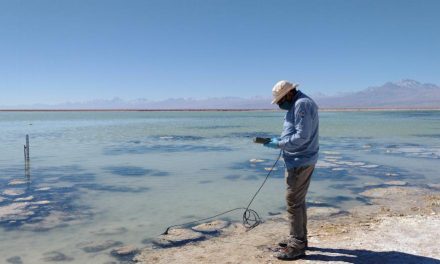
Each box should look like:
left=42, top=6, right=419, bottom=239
left=191, top=220, right=229, bottom=234
left=152, top=228, right=205, bottom=248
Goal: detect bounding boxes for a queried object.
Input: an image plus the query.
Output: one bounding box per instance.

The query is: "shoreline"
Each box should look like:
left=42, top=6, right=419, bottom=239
left=134, top=185, right=440, bottom=263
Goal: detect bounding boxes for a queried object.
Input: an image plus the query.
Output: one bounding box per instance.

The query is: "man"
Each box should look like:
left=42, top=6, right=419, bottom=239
left=264, top=80, right=319, bottom=260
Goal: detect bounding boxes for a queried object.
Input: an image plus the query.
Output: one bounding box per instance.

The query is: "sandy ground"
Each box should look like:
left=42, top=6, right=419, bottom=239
left=134, top=186, right=440, bottom=263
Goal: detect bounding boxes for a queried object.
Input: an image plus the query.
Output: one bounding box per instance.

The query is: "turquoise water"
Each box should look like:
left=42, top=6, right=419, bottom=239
left=0, top=110, right=439, bottom=263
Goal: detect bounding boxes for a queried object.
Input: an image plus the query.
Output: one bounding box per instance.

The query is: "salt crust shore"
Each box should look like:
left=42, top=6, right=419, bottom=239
left=135, top=186, right=440, bottom=263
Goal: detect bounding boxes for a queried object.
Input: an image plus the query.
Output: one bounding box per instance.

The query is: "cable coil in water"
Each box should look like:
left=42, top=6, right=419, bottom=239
left=162, top=149, right=283, bottom=235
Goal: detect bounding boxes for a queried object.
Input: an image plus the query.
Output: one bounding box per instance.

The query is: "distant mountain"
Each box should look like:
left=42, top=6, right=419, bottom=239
left=2, top=79, right=439, bottom=110
left=315, top=79, right=440, bottom=108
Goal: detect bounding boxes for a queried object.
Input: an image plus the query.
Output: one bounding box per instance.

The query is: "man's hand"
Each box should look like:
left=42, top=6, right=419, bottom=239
left=264, top=138, right=280, bottom=149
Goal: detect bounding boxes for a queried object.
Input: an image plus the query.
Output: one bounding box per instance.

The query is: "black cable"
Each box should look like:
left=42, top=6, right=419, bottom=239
left=161, top=149, right=283, bottom=235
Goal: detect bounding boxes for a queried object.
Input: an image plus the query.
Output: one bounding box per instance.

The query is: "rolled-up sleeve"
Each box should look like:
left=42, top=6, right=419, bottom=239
left=279, top=102, right=312, bottom=150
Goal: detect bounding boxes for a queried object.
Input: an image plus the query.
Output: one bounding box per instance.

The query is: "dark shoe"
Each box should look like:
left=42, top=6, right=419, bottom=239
left=278, top=239, right=308, bottom=249
left=274, top=247, right=306, bottom=260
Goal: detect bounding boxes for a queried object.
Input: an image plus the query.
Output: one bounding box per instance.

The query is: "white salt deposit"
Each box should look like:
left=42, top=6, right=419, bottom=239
left=3, top=189, right=25, bottom=196
left=8, top=179, right=28, bottom=186
left=32, top=201, right=51, bottom=205
left=362, top=164, right=380, bottom=168
left=14, top=196, right=34, bottom=202
left=35, top=187, right=51, bottom=191
left=249, top=159, right=265, bottom=163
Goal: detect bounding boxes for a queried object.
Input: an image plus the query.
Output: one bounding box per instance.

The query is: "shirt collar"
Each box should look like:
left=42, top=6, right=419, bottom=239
left=293, top=90, right=302, bottom=103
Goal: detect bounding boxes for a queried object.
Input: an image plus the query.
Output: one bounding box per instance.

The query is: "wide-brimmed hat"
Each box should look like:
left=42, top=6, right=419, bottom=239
left=271, top=80, right=299, bottom=104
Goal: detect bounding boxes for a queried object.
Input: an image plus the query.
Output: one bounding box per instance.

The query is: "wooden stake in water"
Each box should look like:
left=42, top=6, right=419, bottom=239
left=24, top=134, right=30, bottom=161
left=24, top=134, right=30, bottom=178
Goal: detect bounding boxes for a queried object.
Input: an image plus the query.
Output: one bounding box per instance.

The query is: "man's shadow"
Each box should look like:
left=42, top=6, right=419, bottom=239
left=302, top=246, right=440, bottom=263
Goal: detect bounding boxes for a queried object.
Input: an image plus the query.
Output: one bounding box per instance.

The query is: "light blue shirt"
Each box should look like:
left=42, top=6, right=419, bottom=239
left=279, top=90, right=319, bottom=169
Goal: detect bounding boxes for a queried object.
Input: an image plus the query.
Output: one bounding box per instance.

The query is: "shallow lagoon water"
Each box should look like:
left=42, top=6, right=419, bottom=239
left=0, top=110, right=439, bottom=263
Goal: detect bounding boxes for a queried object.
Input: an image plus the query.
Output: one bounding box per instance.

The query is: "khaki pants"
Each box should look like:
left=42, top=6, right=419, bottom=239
left=285, top=165, right=314, bottom=247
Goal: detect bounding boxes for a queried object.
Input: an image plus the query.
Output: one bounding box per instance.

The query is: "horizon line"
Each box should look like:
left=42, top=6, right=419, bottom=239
left=1, top=107, right=440, bottom=112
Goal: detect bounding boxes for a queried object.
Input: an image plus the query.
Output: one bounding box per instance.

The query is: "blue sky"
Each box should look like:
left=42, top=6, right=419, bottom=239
left=1, top=0, right=439, bottom=105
